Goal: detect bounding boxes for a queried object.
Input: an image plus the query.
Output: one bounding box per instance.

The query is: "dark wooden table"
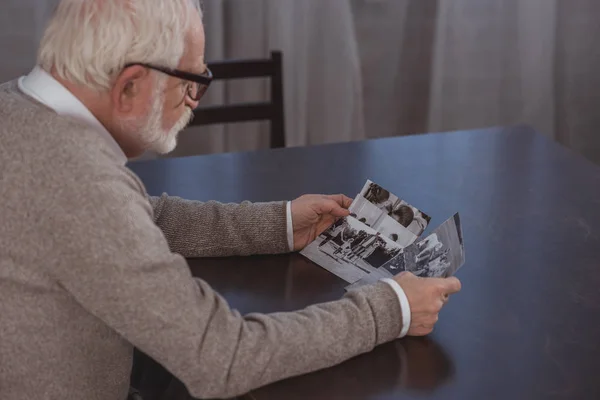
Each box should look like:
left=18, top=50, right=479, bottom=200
left=128, top=126, right=600, bottom=400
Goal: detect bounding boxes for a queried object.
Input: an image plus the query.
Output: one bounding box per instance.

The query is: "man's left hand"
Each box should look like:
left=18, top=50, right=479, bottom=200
left=290, top=194, right=353, bottom=251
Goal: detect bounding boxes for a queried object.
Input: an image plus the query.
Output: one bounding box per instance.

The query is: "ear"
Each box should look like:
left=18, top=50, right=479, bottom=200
left=111, top=65, right=151, bottom=114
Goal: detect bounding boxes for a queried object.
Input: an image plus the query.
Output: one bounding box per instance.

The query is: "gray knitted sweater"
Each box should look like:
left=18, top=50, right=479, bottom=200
left=0, top=80, right=403, bottom=400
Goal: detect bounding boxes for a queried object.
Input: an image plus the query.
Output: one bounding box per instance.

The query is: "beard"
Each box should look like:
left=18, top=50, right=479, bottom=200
left=119, top=77, right=194, bottom=155
left=139, top=93, right=193, bottom=155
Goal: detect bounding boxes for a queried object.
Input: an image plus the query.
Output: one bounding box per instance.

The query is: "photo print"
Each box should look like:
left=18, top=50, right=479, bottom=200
left=349, top=195, right=417, bottom=247
left=380, top=213, right=465, bottom=278
left=300, top=215, right=403, bottom=283
left=300, top=179, right=465, bottom=287
left=351, top=180, right=432, bottom=237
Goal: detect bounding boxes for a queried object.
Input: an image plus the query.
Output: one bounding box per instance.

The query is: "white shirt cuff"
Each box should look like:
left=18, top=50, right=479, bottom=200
left=286, top=201, right=294, bottom=251
left=381, top=278, right=411, bottom=338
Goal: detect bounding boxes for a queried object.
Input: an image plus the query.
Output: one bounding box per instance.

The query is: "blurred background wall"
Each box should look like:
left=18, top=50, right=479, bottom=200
left=2, top=0, right=599, bottom=164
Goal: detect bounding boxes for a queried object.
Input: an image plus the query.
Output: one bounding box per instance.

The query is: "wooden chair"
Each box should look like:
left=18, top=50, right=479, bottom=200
left=190, top=51, right=286, bottom=149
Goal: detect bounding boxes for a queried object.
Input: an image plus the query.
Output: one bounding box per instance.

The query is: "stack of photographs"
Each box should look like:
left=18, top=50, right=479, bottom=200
left=299, top=180, right=465, bottom=290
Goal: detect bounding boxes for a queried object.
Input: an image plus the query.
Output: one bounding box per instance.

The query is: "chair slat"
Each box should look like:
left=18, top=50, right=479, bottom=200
left=191, top=51, right=286, bottom=149
left=191, top=103, right=272, bottom=126
left=208, top=59, right=275, bottom=80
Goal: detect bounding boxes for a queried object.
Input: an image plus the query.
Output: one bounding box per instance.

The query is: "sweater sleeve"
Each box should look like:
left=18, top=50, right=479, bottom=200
left=148, top=193, right=289, bottom=257
left=48, top=168, right=403, bottom=399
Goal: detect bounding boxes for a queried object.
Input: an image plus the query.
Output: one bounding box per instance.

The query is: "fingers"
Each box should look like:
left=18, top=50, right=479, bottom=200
left=394, top=270, right=416, bottom=281
left=441, top=277, right=462, bottom=294
left=408, top=325, right=434, bottom=336
left=425, top=313, right=439, bottom=325
left=402, top=275, right=461, bottom=337
left=319, top=198, right=351, bottom=218
left=325, top=194, right=353, bottom=209
left=442, top=292, right=450, bottom=304
left=430, top=298, right=445, bottom=314
left=426, top=276, right=461, bottom=295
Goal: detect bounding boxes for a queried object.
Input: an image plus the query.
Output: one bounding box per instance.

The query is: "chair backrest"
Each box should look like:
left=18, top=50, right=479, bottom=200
left=190, top=51, right=285, bottom=149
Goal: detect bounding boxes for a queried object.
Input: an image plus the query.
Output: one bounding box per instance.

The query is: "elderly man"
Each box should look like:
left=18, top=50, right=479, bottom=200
left=0, top=1, right=461, bottom=399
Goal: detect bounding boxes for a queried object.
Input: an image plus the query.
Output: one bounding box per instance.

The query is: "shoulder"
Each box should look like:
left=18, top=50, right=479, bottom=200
left=0, top=84, right=150, bottom=219
left=0, top=84, right=139, bottom=188
left=0, top=81, right=124, bottom=168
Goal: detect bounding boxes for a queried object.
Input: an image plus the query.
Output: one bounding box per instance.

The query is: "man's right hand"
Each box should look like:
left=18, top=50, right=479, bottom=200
left=394, top=271, right=462, bottom=336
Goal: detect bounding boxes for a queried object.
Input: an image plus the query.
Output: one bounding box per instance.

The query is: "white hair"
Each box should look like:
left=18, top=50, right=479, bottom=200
left=38, top=0, right=203, bottom=91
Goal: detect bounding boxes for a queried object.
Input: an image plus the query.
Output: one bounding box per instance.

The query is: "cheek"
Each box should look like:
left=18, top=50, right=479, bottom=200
left=162, top=91, right=186, bottom=128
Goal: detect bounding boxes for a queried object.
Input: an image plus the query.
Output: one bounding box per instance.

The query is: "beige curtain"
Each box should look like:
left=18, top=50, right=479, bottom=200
left=0, top=0, right=365, bottom=160
left=2, top=1, right=600, bottom=164
left=354, top=0, right=600, bottom=164
left=168, top=0, right=366, bottom=158
left=0, top=0, right=55, bottom=80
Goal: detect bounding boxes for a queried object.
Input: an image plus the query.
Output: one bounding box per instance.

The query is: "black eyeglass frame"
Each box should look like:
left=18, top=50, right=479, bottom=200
left=124, top=62, right=213, bottom=102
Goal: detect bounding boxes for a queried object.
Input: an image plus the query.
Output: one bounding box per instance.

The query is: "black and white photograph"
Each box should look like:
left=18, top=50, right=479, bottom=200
left=389, top=199, right=431, bottom=237
left=348, top=194, right=385, bottom=228
left=356, top=180, right=399, bottom=213
left=377, top=214, right=418, bottom=248
left=380, top=213, right=465, bottom=278
left=352, top=180, right=432, bottom=236
left=300, top=215, right=404, bottom=283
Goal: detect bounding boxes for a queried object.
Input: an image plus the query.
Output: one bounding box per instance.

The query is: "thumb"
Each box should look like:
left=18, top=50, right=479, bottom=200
left=321, top=199, right=351, bottom=218
left=433, top=276, right=462, bottom=294
left=326, top=194, right=354, bottom=209
left=398, top=270, right=417, bottom=279
left=442, top=277, right=462, bottom=294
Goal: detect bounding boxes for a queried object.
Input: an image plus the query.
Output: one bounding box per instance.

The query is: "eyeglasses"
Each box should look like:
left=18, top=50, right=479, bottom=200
left=124, top=62, right=213, bottom=102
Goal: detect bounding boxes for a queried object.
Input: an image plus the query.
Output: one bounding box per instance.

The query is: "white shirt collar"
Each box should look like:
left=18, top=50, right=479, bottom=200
left=17, top=66, right=128, bottom=163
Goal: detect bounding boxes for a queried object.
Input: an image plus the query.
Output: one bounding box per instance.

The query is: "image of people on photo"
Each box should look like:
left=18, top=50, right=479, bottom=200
left=365, top=245, right=403, bottom=269
left=355, top=180, right=431, bottom=237
left=380, top=245, right=413, bottom=275
left=348, top=195, right=386, bottom=228
left=406, top=213, right=429, bottom=236
left=388, top=203, right=414, bottom=227
left=376, top=214, right=418, bottom=248
left=388, top=201, right=431, bottom=236
left=332, top=228, right=364, bottom=261
left=361, top=182, right=397, bottom=212
left=332, top=229, right=386, bottom=267
left=349, top=231, right=380, bottom=261
left=300, top=218, right=368, bottom=283
left=318, top=218, right=348, bottom=249
left=301, top=215, right=405, bottom=282
left=381, top=213, right=465, bottom=279
left=411, top=234, right=451, bottom=278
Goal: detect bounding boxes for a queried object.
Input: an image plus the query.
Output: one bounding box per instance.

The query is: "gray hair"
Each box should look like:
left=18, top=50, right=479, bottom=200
left=38, top=0, right=203, bottom=91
